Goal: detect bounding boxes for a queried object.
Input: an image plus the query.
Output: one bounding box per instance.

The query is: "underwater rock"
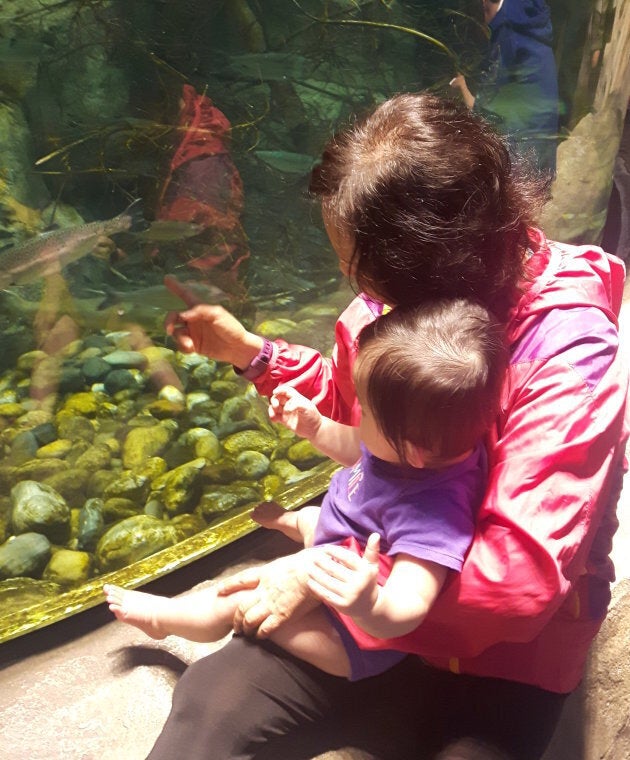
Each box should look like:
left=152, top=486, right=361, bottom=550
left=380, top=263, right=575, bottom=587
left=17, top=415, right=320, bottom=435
left=0, top=402, right=25, bottom=418
left=145, top=398, right=186, bottom=419
left=0, top=532, right=52, bottom=580
left=61, top=391, right=106, bottom=417
left=261, top=474, right=285, bottom=500
left=103, top=350, right=148, bottom=370
left=102, top=497, right=141, bottom=523
left=197, top=485, right=261, bottom=521
left=96, top=515, right=179, bottom=573
left=235, top=450, right=270, bottom=479
left=171, top=513, right=207, bottom=541
left=43, top=468, right=91, bottom=508
left=135, top=456, right=168, bottom=482
left=158, top=384, right=185, bottom=405
left=191, top=361, right=217, bottom=388
left=287, top=439, right=328, bottom=470
left=13, top=457, right=69, bottom=484
left=9, top=430, right=39, bottom=463
left=43, top=548, right=92, bottom=586
left=256, top=318, right=298, bottom=339
left=82, top=356, right=111, bottom=383
left=193, top=432, right=222, bottom=463
left=270, top=458, right=310, bottom=484
left=56, top=411, right=96, bottom=443
left=36, top=439, right=73, bottom=459
left=153, top=458, right=205, bottom=516
left=102, top=471, right=149, bottom=504
left=122, top=420, right=178, bottom=469
left=223, top=430, right=278, bottom=457
left=104, top=368, right=141, bottom=395
left=185, top=391, right=212, bottom=410
left=209, top=379, right=242, bottom=402
left=73, top=443, right=113, bottom=471
left=77, top=497, right=105, bottom=552
left=10, top=480, right=71, bottom=544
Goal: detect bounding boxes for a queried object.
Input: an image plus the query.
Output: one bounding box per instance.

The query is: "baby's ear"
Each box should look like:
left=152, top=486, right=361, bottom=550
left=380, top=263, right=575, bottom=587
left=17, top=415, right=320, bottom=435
left=404, top=444, right=426, bottom=469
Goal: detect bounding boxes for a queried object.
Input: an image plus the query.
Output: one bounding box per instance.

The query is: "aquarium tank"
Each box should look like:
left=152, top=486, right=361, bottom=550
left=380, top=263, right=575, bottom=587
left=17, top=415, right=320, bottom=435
left=0, top=0, right=628, bottom=643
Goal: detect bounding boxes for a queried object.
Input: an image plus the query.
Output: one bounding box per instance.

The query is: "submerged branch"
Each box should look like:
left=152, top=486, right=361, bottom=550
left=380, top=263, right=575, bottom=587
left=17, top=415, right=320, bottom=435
left=290, top=0, right=459, bottom=66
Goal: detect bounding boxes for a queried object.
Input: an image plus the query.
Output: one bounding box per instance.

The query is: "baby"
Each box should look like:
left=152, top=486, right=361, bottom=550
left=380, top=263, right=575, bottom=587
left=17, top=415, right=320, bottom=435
left=105, top=298, right=507, bottom=681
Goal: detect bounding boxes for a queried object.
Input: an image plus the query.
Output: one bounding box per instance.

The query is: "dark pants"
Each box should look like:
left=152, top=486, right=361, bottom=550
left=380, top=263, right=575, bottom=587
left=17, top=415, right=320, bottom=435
left=146, top=636, right=567, bottom=760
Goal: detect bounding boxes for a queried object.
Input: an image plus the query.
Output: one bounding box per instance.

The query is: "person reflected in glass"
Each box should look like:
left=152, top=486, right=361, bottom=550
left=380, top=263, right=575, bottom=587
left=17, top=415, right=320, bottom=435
left=141, top=93, right=626, bottom=759
left=450, top=0, right=559, bottom=175
left=105, top=299, right=506, bottom=683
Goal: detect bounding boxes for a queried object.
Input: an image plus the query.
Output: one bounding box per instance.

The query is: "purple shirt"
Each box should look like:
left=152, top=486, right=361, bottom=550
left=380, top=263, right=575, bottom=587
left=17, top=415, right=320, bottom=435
left=313, top=443, right=486, bottom=571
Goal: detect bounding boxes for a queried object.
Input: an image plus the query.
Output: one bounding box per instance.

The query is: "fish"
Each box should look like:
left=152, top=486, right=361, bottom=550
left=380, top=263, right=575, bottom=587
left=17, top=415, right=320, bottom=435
left=255, top=150, right=315, bottom=175
left=135, top=220, right=205, bottom=243
left=0, top=199, right=147, bottom=289
left=95, top=279, right=229, bottom=313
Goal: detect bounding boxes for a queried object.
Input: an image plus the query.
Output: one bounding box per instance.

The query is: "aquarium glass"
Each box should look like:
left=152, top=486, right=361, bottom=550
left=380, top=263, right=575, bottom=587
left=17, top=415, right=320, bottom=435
left=0, top=0, right=627, bottom=642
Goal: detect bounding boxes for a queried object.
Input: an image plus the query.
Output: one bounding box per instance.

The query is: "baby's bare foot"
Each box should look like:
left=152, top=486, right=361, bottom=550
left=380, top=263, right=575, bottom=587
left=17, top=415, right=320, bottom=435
left=103, top=584, right=170, bottom=639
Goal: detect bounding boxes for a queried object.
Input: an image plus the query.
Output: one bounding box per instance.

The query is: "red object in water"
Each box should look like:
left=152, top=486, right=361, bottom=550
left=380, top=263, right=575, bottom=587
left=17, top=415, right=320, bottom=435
left=158, top=84, right=249, bottom=281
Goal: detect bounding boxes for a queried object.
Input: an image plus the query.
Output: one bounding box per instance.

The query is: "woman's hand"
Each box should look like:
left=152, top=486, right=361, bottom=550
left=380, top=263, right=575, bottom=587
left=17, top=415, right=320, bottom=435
left=216, top=551, right=320, bottom=637
left=163, top=275, right=263, bottom=368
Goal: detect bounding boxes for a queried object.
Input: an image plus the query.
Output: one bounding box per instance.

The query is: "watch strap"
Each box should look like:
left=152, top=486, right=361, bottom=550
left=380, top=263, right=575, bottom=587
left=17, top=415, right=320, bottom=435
left=234, top=338, right=275, bottom=381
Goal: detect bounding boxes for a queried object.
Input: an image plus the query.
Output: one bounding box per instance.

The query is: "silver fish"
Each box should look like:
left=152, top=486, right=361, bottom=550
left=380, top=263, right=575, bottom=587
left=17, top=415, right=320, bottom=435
left=255, top=150, right=314, bottom=175
left=96, top=279, right=228, bottom=312
left=0, top=199, right=147, bottom=289
left=136, top=220, right=205, bottom=243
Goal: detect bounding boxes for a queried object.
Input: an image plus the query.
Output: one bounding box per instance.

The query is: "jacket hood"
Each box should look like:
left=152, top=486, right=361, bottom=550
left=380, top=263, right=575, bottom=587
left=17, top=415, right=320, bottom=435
left=508, top=230, right=626, bottom=344
left=491, top=0, right=554, bottom=46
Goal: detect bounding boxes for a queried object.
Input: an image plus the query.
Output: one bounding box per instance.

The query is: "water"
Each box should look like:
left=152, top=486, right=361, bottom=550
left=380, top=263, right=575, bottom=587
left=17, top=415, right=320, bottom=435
left=0, top=0, right=626, bottom=641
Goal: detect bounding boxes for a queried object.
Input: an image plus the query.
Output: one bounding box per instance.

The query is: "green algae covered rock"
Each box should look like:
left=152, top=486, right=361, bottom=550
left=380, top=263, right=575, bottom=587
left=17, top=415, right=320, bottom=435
left=153, top=458, right=205, bottom=516
left=43, top=548, right=92, bottom=585
left=235, top=450, right=270, bottom=479
left=197, top=485, right=260, bottom=521
left=222, top=430, right=278, bottom=457
left=96, top=515, right=179, bottom=573
left=10, top=481, right=71, bottom=544
left=122, top=420, right=178, bottom=469
left=287, top=439, right=328, bottom=470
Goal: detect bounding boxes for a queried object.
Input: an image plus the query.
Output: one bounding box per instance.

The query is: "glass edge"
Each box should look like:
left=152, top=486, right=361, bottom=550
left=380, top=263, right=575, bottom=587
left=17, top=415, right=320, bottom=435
left=0, top=461, right=340, bottom=645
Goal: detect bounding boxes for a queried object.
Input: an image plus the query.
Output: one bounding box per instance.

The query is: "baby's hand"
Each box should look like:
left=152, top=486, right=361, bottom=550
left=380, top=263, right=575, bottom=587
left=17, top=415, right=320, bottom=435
left=252, top=501, right=287, bottom=527
left=307, top=533, right=381, bottom=619
left=269, top=385, right=322, bottom=440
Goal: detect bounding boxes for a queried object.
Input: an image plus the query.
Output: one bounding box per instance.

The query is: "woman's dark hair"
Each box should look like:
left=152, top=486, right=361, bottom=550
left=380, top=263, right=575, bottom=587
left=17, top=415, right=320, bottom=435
left=356, top=299, right=508, bottom=463
left=310, top=93, right=548, bottom=322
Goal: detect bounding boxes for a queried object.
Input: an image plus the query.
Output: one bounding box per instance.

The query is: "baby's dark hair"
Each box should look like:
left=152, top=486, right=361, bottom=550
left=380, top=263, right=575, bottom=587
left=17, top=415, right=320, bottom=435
left=356, top=300, right=508, bottom=463
left=310, top=92, right=548, bottom=322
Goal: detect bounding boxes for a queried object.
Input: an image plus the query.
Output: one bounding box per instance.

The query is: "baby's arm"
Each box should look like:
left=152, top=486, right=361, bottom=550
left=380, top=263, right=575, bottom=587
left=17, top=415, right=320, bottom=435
left=307, top=535, right=447, bottom=639
left=252, top=502, right=321, bottom=547
left=269, top=385, right=361, bottom=466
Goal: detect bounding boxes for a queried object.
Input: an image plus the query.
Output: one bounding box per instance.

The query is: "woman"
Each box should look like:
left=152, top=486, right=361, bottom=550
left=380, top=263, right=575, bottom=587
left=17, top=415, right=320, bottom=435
left=151, top=93, right=628, bottom=759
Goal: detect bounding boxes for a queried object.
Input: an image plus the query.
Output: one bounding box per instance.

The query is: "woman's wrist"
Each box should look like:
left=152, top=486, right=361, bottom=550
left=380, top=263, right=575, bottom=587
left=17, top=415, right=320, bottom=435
left=232, top=334, right=269, bottom=378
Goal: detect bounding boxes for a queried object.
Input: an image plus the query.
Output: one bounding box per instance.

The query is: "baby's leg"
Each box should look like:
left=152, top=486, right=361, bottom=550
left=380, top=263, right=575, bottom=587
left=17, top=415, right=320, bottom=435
left=103, top=583, right=252, bottom=642
left=269, top=605, right=351, bottom=678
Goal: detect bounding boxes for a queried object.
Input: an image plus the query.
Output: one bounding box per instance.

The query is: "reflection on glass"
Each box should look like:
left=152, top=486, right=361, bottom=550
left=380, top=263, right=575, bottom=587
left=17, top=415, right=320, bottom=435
left=449, top=0, right=559, bottom=175
left=0, top=0, right=625, bottom=641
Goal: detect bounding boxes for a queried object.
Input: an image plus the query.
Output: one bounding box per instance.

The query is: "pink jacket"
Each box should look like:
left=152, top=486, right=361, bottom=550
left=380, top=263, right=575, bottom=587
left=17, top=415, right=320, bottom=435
left=255, top=233, right=629, bottom=693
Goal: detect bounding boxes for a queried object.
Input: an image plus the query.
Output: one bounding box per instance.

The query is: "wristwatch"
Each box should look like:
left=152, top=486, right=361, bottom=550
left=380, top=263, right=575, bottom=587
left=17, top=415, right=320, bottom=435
left=233, top=338, right=274, bottom=381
